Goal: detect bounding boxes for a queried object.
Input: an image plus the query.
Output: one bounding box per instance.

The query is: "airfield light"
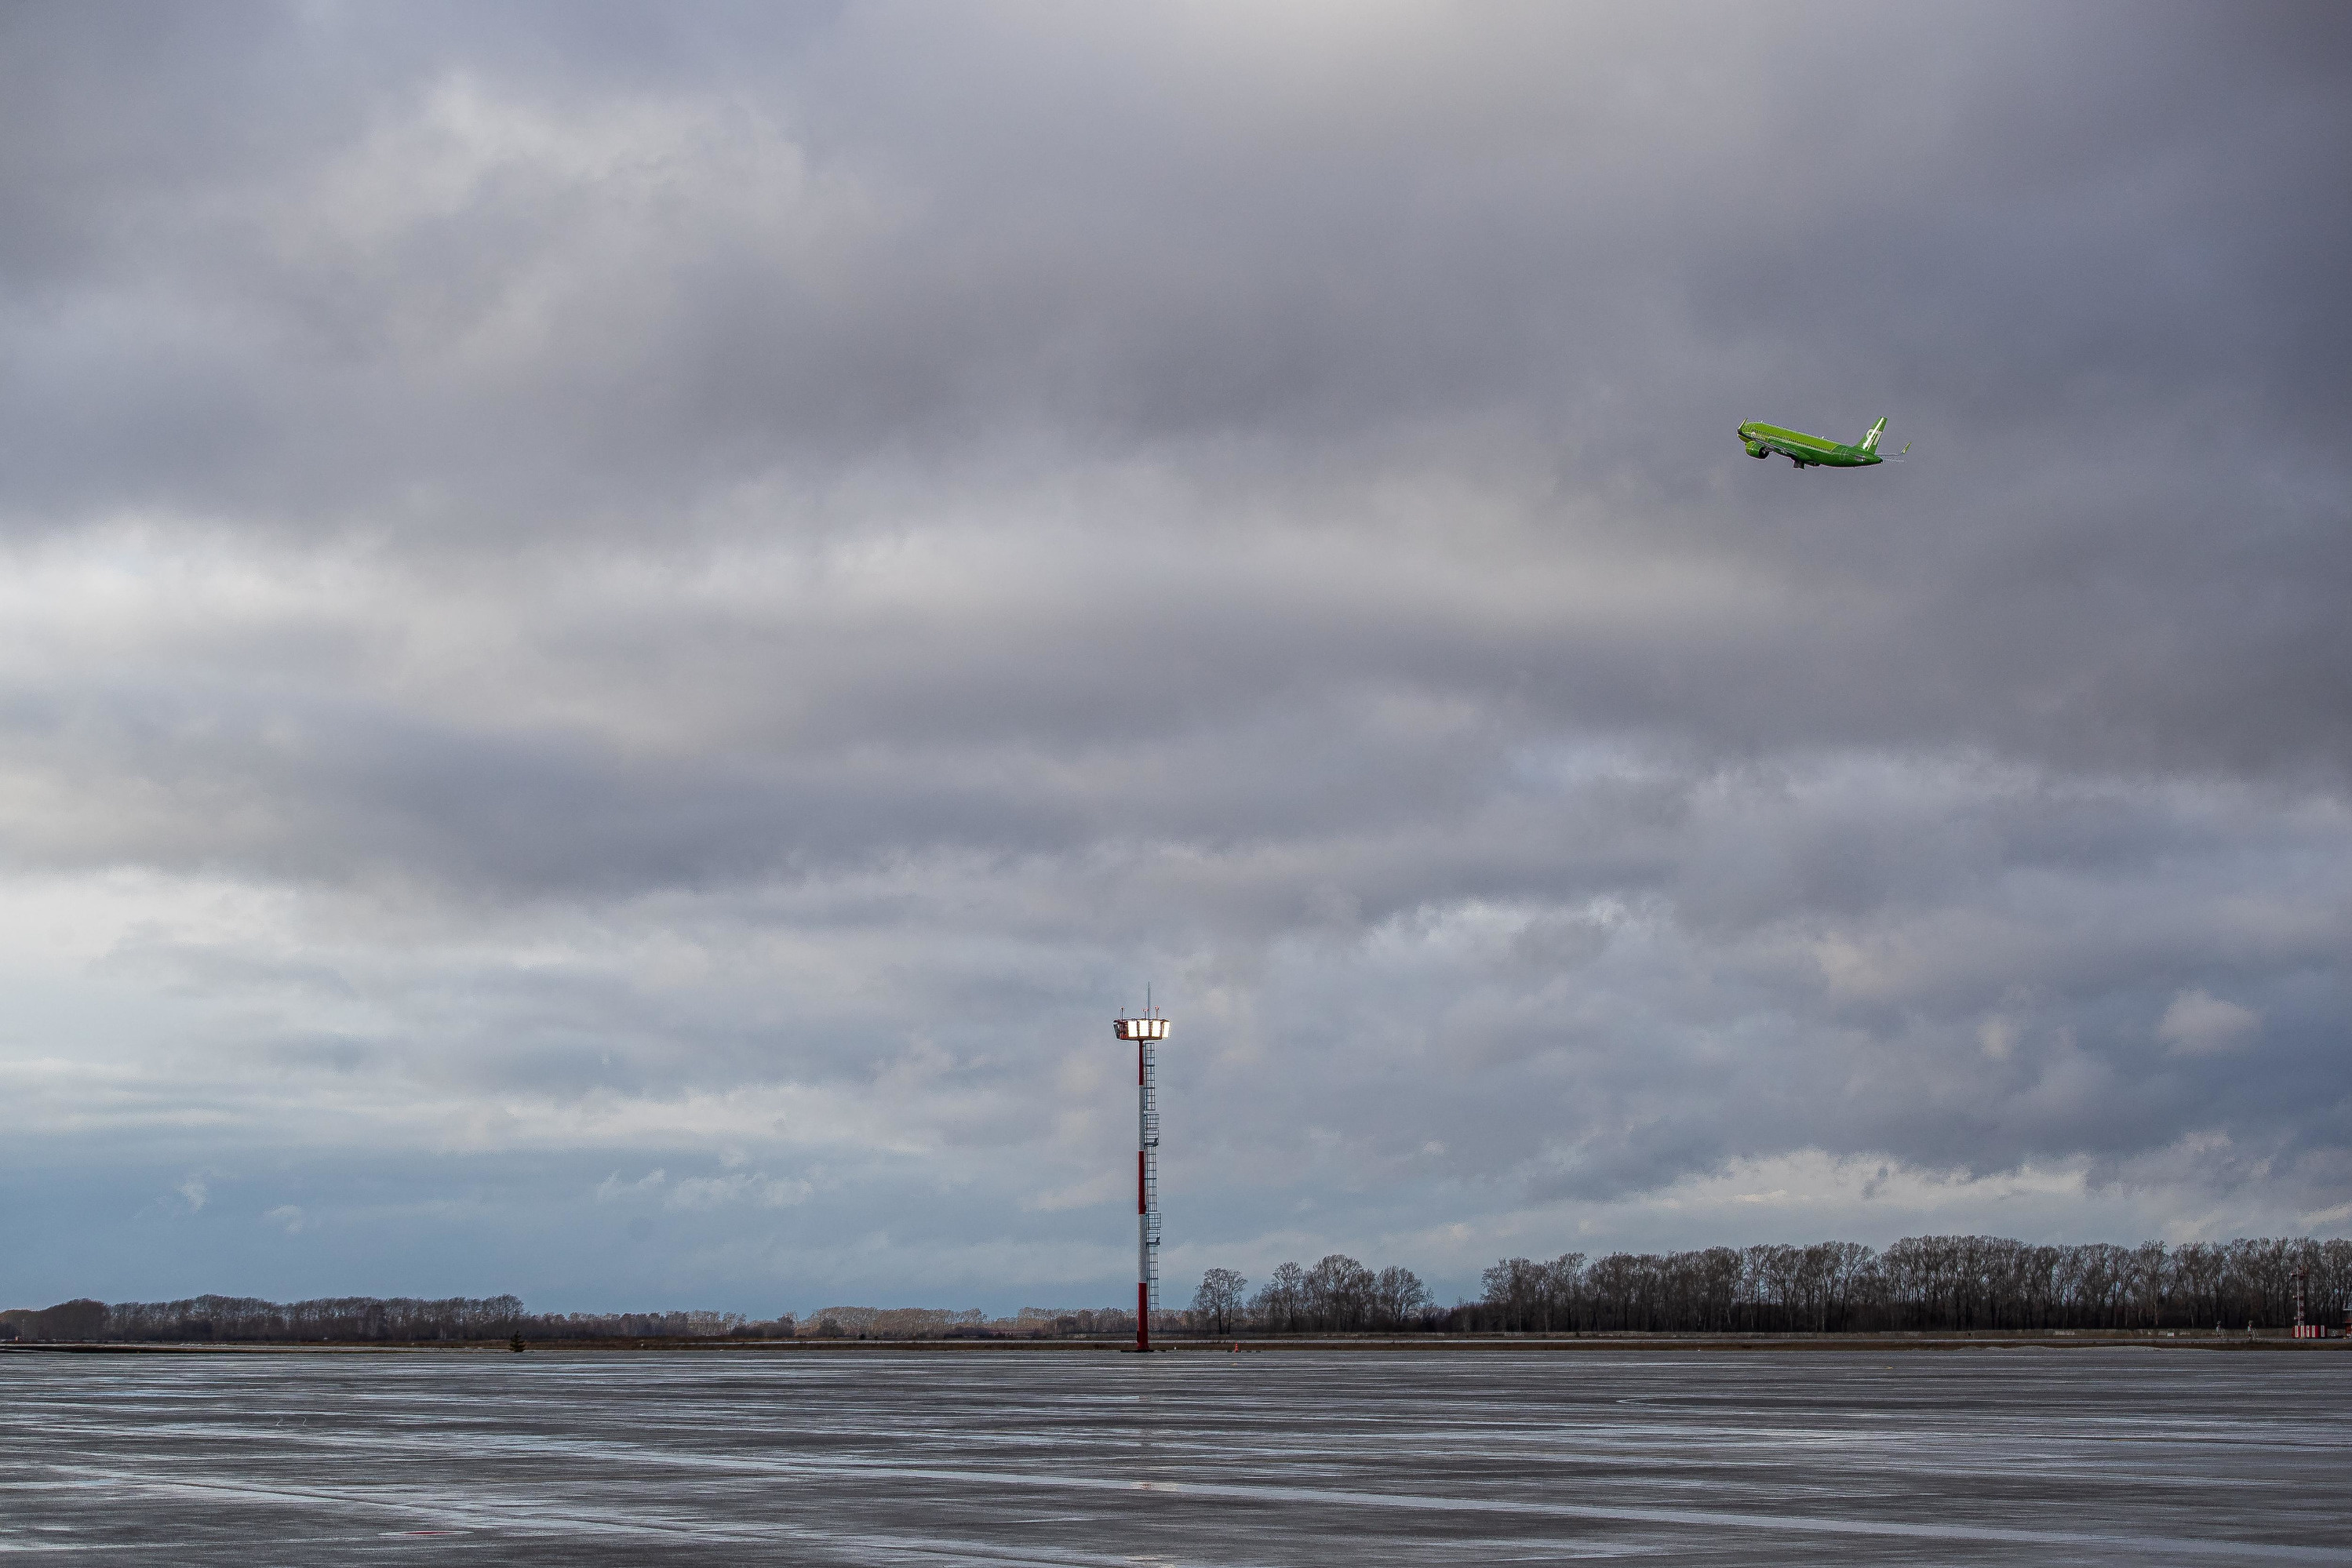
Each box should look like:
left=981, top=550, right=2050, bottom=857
left=1112, top=1002, right=1170, bottom=1352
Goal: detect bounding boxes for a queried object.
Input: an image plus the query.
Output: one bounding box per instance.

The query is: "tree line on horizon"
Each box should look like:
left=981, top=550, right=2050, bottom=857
left=0, top=1295, right=1152, bottom=1344
left=5, top=1235, right=2346, bottom=1344
left=1188, top=1255, right=1434, bottom=1334
left=0, top=1295, right=796, bottom=1345
left=0, top=1294, right=1167, bottom=1344
left=1198, top=1234, right=2350, bottom=1336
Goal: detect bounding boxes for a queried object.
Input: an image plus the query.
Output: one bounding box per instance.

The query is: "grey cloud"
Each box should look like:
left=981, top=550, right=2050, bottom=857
left=0, top=2, right=2347, bottom=1309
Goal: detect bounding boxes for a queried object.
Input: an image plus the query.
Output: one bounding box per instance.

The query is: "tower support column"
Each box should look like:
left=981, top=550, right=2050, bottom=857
left=1113, top=1009, right=1169, bottom=1352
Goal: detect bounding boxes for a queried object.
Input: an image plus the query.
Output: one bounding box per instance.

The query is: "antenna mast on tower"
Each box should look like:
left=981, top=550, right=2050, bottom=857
left=1113, top=994, right=1170, bottom=1352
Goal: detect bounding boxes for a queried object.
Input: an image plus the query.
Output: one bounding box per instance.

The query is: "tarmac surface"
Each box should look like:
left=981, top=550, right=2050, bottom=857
left=2, top=1346, right=2347, bottom=1564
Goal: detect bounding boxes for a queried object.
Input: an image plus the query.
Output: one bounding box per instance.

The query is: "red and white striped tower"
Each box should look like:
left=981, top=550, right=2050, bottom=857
left=1113, top=1002, right=1170, bottom=1352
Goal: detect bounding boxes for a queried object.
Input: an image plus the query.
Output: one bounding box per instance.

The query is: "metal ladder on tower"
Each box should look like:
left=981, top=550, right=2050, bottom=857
left=1141, top=1048, right=1160, bottom=1317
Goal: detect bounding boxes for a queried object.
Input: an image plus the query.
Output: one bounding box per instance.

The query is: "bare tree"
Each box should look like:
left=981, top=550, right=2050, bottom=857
left=1304, top=1254, right=1375, bottom=1331
left=1248, top=1261, right=1306, bottom=1333
left=1371, top=1265, right=1429, bottom=1329
left=1192, top=1268, right=1247, bottom=1335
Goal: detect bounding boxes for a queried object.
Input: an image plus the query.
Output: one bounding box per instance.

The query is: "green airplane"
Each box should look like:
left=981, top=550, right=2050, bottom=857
left=1738, top=416, right=1907, bottom=468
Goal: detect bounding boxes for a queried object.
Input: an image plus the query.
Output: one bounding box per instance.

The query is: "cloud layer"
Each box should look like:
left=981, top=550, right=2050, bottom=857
left=1, top=2, right=2347, bottom=1312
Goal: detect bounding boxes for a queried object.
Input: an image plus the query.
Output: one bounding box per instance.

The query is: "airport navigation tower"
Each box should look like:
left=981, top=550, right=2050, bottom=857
left=1113, top=1001, right=1170, bottom=1352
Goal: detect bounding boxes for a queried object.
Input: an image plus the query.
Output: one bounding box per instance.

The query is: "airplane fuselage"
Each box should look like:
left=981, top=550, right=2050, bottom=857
left=1738, top=420, right=1884, bottom=468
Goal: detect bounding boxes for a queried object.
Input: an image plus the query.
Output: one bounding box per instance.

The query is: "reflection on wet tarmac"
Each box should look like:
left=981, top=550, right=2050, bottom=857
left=2, top=1348, right=2346, bottom=1563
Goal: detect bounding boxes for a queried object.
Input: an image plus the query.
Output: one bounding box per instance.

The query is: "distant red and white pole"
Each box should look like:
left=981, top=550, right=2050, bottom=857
left=1113, top=1004, right=1169, bottom=1352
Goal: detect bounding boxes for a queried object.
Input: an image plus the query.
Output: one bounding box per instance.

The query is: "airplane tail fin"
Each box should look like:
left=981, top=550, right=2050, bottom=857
left=1860, top=417, right=1887, bottom=453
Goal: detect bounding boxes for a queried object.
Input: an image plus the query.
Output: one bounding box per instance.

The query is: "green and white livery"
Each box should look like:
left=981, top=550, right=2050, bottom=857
left=1738, top=416, right=1907, bottom=469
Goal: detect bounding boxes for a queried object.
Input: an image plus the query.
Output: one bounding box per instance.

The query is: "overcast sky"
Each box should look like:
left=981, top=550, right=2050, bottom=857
left=2, top=1, right=2347, bottom=1316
